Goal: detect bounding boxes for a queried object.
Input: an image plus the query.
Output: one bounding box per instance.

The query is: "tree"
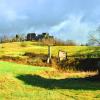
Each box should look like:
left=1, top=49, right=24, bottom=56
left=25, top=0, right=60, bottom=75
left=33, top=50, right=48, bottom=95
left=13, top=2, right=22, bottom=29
left=42, top=33, right=49, bottom=38
left=41, top=38, right=55, bottom=46
left=65, top=40, right=77, bottom=46
left=88, top=27, right=100, bottom=45
left=19, top=33, right=25, bottom=41
left=87, top=26, right=100, bottom=75
left=40, top=33, right=54, bottom=64
left=0, top=33, right=10, bottom=43
left=27, top=33, right=36, bottom=41
left=16, top=34, right=20, bottom=41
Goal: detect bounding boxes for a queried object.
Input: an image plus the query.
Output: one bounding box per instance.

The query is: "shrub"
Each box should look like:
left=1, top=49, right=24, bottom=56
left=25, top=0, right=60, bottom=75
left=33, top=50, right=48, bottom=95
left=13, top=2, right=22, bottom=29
left=76, top=58, right=99, bottom=71
left=58, top=58, right=77, bottom=71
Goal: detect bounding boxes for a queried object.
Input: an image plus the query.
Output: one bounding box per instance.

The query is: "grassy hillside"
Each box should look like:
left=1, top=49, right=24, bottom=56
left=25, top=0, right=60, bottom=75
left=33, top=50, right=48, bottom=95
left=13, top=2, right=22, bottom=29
left=0, top=61, right=100, bottom=100
left=0, top=41, right=100, bottom=71
left=0, top=41, right=99, bottom=57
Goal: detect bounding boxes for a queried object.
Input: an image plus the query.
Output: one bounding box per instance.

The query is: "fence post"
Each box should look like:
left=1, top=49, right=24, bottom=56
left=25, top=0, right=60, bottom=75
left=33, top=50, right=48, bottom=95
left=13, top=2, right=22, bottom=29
left=47, top=45, right=51, bottom=63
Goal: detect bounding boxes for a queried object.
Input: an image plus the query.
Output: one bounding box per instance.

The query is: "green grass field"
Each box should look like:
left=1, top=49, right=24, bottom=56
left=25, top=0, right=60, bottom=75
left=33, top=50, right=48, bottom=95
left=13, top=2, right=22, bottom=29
left=0, top=42, right=100, bottom=100
left=0, top=61, right=100, bottom=100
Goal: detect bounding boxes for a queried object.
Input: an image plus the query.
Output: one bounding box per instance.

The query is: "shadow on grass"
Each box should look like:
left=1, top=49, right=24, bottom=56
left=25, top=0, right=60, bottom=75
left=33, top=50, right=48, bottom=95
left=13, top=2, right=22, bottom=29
left=16, top=74, right=100, bottom=90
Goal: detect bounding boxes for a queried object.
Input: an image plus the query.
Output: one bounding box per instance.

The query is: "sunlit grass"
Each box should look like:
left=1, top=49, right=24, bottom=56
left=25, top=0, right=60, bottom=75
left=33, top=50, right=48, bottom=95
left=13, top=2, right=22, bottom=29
left=0, top=61, right=99, bottom=100
left=1, top=41, right=99, bottom=58
left=0, top=61, right=53, bottom=75
left=0, top=42, right=100, bottom=99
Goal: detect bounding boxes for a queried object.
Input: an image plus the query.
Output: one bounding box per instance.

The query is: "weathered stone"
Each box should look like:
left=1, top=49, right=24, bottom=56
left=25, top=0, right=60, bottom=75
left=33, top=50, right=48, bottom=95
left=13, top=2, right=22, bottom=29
left=58, top=50, right=67, bottom=61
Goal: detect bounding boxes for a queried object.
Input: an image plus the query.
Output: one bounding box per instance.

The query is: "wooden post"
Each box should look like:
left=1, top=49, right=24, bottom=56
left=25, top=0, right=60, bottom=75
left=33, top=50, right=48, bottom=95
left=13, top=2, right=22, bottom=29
left=47, top=45, right=51, bottom=63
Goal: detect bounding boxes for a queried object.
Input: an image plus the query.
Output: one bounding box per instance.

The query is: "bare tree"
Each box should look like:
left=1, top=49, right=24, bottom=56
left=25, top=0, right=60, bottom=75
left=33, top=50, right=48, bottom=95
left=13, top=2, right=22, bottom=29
left=65, top=40, right=77, bottom=46
left=88, top=27, right=100, bottom=45
left=0, top=33, right=10, bottom=43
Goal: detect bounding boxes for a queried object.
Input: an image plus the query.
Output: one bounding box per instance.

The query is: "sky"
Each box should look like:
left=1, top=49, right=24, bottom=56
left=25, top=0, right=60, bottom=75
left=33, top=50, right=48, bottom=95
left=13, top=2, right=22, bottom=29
left=0, top=0, right=100, bottom=43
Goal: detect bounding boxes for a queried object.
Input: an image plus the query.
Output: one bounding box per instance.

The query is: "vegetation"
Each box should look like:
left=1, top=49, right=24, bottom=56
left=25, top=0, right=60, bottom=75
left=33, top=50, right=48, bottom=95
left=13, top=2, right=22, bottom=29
left=0, top=61, right=100, bottom=100
left=0, top=40, right=99, bottom=100
left=0, top=42, right=100, bottom=70
left=0, top=32, right=78, bottom=46
left=0, top=41, right=86, bottom=57
left=88, top=26, right=100, bottom=45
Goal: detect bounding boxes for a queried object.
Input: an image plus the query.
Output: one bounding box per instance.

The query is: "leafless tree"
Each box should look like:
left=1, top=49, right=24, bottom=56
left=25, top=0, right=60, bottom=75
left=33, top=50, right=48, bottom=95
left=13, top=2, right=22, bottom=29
left=88, top=27, right=100, bottom=45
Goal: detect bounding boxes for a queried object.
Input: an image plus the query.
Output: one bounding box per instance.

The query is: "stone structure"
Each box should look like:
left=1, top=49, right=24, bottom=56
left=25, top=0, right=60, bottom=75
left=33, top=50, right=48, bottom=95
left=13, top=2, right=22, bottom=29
left=58, top=50, right=67, bottom=61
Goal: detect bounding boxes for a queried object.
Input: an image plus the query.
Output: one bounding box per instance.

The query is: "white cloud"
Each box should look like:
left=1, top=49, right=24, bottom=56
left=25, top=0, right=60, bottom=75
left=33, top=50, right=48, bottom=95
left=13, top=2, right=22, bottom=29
left=49, top=14, right=96, bottom=43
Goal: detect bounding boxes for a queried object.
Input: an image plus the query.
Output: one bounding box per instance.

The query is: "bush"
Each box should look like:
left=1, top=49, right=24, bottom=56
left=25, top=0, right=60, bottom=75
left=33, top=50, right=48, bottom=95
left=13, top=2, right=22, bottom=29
left=65, top=40, right=77, bottom=46
left=41, top=38, right=55, bottom=46
left=58, top=58, right=77, bottom=71
left=54, top=39, right=77, bottom=46
left=76, top=58, right=99, bottom=71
